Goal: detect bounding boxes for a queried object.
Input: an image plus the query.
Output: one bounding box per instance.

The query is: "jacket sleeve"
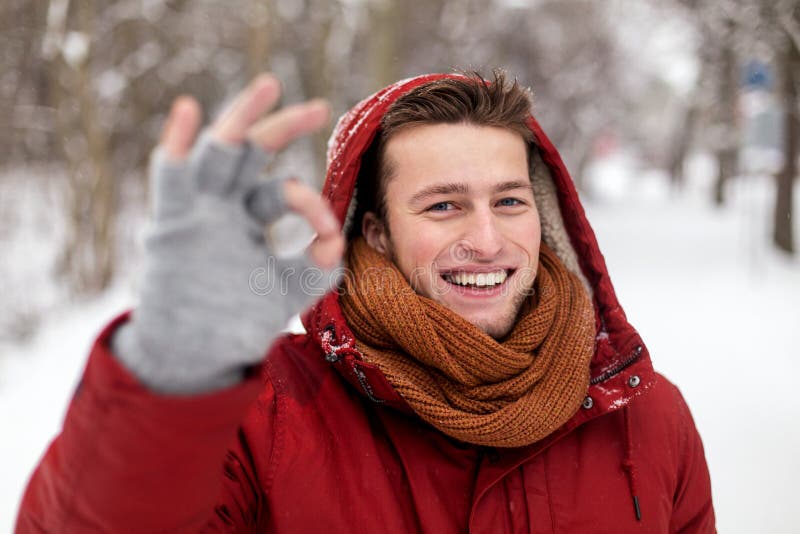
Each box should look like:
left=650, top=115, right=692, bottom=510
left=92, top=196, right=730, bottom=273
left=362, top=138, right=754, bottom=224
left=15, top=313, right=270, bottom=533
left=669, top=385, right=716, bottom=533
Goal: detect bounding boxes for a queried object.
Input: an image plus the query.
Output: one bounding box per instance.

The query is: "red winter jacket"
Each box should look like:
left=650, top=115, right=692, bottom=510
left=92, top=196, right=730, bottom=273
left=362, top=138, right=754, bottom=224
left=17, top=74, right=715, bottom=533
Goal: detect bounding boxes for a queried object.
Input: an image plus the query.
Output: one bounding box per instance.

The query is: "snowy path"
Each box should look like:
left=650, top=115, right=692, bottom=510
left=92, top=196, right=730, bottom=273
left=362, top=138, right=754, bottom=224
left=0, top=288, right=134, bottom=532
left=585, top=166, right=799, bottom=534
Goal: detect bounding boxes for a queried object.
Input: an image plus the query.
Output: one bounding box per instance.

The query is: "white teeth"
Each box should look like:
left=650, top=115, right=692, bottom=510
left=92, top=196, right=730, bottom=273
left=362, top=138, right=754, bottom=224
left=445, top=270, right=508, bottom=287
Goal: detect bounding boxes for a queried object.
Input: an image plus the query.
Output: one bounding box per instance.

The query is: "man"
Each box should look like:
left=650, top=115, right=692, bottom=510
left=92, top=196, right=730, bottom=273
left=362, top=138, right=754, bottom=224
left=17, top=71, right=715, bottom=532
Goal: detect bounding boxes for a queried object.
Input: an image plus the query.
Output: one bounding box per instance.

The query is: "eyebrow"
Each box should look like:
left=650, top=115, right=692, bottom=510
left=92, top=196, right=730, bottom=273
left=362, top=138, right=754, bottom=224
left=408, top=182, right=469, bottom=205
left=408, top=180, right=533, bottom=205
left=494, top=180, right=534, bottom=194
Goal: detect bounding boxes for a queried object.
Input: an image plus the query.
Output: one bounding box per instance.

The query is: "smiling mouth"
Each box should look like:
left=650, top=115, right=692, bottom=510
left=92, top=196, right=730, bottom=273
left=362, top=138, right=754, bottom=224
left=441, top=269, right=512, bottom=288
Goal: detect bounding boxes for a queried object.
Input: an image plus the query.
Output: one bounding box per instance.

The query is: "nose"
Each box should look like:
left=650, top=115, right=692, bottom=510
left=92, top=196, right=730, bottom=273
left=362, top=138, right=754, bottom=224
left=460, top=209, right=504, bottom=260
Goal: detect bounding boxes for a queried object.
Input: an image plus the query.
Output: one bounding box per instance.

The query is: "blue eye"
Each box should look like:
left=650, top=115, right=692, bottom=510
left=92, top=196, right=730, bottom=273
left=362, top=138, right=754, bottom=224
left=429, top=202, right=454, bottom=211
left=497, top=198, right=522, bottom=207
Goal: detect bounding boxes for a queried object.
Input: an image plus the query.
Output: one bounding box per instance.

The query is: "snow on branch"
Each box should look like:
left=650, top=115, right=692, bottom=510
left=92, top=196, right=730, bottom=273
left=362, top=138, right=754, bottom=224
left=41, top=0, right=70, bottom=60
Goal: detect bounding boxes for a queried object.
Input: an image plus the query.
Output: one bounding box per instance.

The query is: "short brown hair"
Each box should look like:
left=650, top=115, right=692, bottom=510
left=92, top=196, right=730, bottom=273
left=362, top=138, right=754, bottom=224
left=352, top=70, right=535, bottom=238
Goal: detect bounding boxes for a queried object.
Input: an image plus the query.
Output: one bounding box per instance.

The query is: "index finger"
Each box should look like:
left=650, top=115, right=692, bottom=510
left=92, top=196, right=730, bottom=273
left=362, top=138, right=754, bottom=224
left=248, top=99, right=330, bottom=152
left=212, top=74, right=281, bottom=145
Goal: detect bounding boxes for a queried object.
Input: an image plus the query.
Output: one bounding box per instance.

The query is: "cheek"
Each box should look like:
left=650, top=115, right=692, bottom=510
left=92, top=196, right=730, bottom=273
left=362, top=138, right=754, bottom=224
left=389, top=223, right=449, bottom=277
left=504, top=218, right=541, bottom=270
left=526, top=224, right=542, bottom=256
left=504, top=213, right=540, bottom=243
left=399, top=237, right=440, bottom=275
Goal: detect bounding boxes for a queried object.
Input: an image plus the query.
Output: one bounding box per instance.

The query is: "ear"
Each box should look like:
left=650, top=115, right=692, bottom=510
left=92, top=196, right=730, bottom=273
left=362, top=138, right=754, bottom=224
left=362, top=211, right=390, bottom=255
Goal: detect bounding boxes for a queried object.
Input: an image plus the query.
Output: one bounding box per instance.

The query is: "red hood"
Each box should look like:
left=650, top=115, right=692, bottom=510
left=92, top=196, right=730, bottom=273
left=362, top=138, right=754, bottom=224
left=302, top=73, right=655, bottom=422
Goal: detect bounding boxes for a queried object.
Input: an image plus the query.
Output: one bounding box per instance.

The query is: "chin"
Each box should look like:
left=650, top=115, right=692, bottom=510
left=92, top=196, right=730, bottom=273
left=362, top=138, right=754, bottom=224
left=469, top=315, right=516, bottom=340
left=461, top=296, right=530, bottom=339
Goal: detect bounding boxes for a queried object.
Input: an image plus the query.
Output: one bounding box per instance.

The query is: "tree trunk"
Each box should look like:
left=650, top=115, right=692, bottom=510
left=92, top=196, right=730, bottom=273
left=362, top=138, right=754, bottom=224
left=774, top=36, right=798, bottom=254
left=247, top=0, right=272, bottom=78
left=52, top=0, right=115, bottom=294
left=296, top=0, right=336, bottom=182
left=668, top=105, right=697, bottom=191
left=368, top=0, right=400, bottom=92
left=714, top=39, right=738, bottom=206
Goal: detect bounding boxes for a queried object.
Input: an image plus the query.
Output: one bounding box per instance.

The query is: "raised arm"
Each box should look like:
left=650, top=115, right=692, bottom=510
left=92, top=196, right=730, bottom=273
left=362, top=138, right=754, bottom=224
left=16, top=74, right=343, bottom=532
left=116, top=73, right=342, bottom=394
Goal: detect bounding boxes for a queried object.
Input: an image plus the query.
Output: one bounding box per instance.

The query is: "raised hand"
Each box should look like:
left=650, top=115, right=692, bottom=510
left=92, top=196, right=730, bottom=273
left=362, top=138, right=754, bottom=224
left=113, top=74, right=344, bottom=394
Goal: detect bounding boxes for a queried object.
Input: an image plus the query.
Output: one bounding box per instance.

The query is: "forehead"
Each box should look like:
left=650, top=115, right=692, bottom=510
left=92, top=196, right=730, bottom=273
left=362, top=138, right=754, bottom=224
left=382, top=123, right=530, bottom=196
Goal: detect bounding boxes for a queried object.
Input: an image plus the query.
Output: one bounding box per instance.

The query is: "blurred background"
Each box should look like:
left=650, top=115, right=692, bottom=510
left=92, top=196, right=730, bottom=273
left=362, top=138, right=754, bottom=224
left=0, top=0, right=798, bottom=532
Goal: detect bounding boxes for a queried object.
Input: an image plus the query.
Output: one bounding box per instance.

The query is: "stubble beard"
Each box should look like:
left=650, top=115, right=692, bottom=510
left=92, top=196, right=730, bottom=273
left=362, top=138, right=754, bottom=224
left=470, top=286, right=532, bottom=340
left=384, top=239, right=535, bottom=341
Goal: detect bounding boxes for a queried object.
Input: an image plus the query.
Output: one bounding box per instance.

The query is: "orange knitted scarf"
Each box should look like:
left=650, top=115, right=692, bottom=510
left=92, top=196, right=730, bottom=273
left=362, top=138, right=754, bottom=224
left=340, top=237, right=595, bottom=448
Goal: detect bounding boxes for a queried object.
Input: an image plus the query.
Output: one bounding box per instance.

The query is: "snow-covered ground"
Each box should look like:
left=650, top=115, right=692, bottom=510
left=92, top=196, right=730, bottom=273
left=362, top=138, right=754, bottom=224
left=585, top=152, right=800, bottom=534
left=0, top=286, right=134, bottom=532
left=1, top=152, right=798, bottom=532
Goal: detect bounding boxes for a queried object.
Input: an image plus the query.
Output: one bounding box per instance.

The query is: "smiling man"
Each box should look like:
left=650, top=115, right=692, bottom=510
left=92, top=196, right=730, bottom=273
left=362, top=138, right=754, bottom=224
left=361, top=122, right=540, bottom=338
left=17, top=72, right=715, bottom=533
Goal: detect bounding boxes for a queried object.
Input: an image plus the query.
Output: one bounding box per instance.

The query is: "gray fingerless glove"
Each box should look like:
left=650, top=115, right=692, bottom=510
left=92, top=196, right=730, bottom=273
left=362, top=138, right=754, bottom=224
left=112, top=131, right=339, bottom=394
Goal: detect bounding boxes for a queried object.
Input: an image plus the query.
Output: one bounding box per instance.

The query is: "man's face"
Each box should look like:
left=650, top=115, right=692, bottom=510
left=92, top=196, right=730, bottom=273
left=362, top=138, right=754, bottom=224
left=362, top=123, right=541, bottom=339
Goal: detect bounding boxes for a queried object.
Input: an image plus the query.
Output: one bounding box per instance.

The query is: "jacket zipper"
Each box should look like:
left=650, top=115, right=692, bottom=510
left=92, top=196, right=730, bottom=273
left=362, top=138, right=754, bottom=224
left=589, top=345, right=643, bottom=385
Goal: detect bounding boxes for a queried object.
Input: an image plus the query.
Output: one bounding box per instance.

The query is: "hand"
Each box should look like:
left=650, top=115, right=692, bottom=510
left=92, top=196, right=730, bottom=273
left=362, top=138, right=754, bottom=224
left=161, top=74, right=344, bottom=268
left=113, top=74, right=344, bottom=394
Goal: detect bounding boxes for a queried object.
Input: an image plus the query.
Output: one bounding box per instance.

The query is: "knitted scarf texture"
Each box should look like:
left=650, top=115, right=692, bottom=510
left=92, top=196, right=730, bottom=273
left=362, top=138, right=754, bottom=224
left=340, top=237, right=595, bottom=448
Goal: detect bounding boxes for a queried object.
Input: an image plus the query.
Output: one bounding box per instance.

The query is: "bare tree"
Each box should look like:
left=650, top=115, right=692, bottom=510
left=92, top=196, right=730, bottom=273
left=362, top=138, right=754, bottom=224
left=8, top=0, right=754, bottom=307
left=367, top=0, right=401, bottom=92
left=771, top=0, right=799, bottom=254
left=1, top=1, right=53, bottom=166
left=44, top=0, right=116, bottom=293
left=713, top=21, right=739, bottom=207
left=667, top=0, right=796, bottom=252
